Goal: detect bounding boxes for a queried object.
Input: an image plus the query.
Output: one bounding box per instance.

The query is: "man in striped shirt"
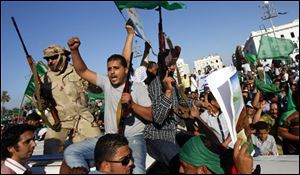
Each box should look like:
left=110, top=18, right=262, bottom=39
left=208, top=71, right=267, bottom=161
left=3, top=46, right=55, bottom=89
left=144, top=47, right=193, bottom=173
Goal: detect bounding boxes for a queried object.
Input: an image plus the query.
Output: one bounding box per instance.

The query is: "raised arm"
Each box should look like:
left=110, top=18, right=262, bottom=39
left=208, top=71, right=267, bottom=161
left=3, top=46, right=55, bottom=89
left=67, top=37, right=97, bottom=85
left=122, top=20, right=135, bottom=68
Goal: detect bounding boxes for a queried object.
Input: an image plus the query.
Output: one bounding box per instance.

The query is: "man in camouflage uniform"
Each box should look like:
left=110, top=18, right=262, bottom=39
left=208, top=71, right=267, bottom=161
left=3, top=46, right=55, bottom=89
left=41, top=45, right=101, bottom=154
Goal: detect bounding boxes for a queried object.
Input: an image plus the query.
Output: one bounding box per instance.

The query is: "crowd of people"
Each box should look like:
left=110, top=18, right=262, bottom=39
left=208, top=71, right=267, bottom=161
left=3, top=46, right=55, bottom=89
left=1, top=19, right=299, bottom=174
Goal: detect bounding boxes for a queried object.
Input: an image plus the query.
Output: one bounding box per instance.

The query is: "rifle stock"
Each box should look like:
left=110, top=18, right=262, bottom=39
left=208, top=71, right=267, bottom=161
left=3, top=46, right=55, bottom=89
left=11, top=17, right=61, bottom=131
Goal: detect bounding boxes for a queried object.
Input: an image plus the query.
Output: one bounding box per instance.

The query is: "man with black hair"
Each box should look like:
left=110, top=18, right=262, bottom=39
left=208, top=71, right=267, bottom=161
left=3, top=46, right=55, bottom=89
left=90, top=133, right=134, bottom=174
left=143, top=44, right=198, bottom=173
left=1, top=124, right=36, bottom=174
left=199, top=91, right=232, bottom=148
left=25, top=112, right=43, bottom=140
left=25, top=112, right=42, bottom=128
left=63, top=21, right=152, bottom=174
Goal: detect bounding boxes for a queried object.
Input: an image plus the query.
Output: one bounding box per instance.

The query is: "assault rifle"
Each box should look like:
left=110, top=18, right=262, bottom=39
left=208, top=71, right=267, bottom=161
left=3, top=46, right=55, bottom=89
left=11, top=17, right=61, bottom=131
left=118, top=52, right=134, bottom=135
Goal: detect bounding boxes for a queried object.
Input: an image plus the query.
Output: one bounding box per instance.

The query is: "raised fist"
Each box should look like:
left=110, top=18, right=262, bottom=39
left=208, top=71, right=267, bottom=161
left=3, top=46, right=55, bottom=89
left=67, top=37, right=81, bottom=51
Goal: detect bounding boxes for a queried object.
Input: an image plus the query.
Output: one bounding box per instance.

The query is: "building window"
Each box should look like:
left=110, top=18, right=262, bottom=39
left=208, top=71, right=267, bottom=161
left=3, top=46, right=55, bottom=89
left=291, top=32, right=295, bottom=38
left=280, top=34, right=284, bottom=38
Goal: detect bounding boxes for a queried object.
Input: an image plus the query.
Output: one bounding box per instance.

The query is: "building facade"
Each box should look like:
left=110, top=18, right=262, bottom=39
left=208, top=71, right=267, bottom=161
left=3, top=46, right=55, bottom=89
left=244, top=19, right=299, bottom=59
left=193, top=55, right=224, bottom=74
left=176, top=58, right=190, bottom=77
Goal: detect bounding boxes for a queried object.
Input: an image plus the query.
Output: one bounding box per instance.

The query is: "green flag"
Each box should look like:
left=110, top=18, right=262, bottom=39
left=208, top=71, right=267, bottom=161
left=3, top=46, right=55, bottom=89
left=24, top=61, right=48, bottom=99
left=279, top=85, right=296, bottom=125
left=86, top=91, right=104, bottom=101
left=255, top=73, right=282, bottom=93
left=257, top=35, right=296, bottom=60
left=244, top=53, right=257, bottom=64
left=115, top=1, right=186, bottom=11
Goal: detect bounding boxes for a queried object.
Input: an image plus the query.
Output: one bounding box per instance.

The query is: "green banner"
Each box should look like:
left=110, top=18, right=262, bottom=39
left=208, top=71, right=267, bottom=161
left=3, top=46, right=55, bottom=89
left=257, top=35, right=296, bottom=60
left=24, top=61, right=48, bottom=99
left=115, top=1, right=186, bottom=11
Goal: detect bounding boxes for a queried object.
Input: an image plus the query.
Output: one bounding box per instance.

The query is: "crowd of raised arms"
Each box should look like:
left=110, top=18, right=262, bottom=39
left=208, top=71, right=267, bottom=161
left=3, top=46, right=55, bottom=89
left=1, top=19, right=299, bottom=174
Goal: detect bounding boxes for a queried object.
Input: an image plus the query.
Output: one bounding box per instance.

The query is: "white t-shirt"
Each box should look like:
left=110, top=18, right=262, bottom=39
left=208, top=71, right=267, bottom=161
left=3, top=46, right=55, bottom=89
left=96, top=73, right=151, bottom=137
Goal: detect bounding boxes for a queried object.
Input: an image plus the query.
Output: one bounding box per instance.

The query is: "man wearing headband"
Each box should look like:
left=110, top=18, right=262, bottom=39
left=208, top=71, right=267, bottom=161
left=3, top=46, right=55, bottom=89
left=179, top=135, right=253, bottom=174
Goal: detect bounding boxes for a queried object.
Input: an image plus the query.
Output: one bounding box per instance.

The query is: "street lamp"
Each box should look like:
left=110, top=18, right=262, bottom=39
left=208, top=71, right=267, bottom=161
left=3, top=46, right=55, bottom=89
left=260, top=1, right=278, bottom=37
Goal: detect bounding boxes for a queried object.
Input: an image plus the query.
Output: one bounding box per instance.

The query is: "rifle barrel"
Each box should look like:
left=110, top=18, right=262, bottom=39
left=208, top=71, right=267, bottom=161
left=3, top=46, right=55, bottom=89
left=11, top=17, right=30, bottom=57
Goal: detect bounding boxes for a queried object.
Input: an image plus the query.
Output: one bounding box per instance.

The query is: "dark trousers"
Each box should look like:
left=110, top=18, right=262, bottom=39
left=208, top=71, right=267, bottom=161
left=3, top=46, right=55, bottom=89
left=145, top=139, right=180, bottom=174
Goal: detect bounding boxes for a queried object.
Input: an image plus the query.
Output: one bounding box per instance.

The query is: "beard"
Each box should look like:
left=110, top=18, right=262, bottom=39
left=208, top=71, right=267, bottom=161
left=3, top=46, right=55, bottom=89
left=48, top=63, right=59, bottom=72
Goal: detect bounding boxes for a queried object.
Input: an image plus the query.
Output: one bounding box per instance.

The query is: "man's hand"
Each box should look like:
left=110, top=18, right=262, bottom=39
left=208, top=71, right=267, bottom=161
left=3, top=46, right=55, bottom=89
left=190, top=103, right=199, bottom=118
left=233, top=138, right=253, bottom=174
left=121, top=92, right=132, bottom=107
left=68, top=37, right=81, bottom=51
left=125, top=19, right=135, bottom=36
left=163, top=70, right=174, bottom=96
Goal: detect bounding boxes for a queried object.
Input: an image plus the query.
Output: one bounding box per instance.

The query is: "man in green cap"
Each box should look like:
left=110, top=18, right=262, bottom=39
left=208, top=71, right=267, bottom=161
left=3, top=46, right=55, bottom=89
left=179, top=135, right=225, bottom=174
left=179, top=135, right=253, bottom=174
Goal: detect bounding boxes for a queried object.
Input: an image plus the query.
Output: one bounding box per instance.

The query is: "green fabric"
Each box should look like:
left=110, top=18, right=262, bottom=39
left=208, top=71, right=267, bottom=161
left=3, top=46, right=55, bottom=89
left=115, top=1, right=186, bottom=11
left=279, top=85, right=297, bottom=125
left=24, top=61, right=48, bottom=99
left=255, top=78, right=282, bottom=93
left=86, top=91, right=104, bottom=101
left=257, top=35, right=296, bottom=60
left=179, top=135, right=224, bottom=174
left=244, top=53, right=257, bottom=64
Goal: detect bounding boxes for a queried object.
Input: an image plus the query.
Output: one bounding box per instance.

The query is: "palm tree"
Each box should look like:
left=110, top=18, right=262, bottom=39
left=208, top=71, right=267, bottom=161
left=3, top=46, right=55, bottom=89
left=1, top=91, right=11, bottom=116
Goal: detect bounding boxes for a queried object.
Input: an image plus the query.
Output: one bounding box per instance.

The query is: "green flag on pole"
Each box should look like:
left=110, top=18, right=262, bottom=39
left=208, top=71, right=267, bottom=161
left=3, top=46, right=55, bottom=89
left=24, top=61, right=48, bottom=100
left=115, top=1, right=186, bottom=11
left=257, top=35, right=296, bottom=60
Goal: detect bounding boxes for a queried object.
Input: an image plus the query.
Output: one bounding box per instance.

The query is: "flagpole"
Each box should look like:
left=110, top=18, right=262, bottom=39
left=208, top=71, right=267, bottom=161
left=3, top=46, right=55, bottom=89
left=114, top=2, right=127, bottom=22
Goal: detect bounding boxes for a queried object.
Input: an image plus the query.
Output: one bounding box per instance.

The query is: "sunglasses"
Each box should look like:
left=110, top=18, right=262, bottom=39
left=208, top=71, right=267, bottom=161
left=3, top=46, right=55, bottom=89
left=44, top=55, right=59, bottom=62
left=107, top=153, right=132, bottom=166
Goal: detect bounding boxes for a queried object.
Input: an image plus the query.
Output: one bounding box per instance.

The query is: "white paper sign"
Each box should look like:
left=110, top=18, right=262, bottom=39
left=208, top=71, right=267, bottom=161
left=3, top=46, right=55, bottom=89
left=206, top=66, right=244, bottom=146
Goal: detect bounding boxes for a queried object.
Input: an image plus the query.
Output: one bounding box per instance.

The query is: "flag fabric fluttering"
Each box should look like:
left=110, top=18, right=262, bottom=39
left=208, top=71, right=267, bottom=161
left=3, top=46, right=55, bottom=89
left=255, top=73, right=282, bottom=93
left=279, top=85, right=297, bottom=125
left=244, top=53, right=257, bottom=64
left=24, top=61, right=48, bottom=100
left=127, top=8, right=148, bottom=41
left=115, top=1, right=186, bottom=11
left=257, top=35, right=296, bottom=60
